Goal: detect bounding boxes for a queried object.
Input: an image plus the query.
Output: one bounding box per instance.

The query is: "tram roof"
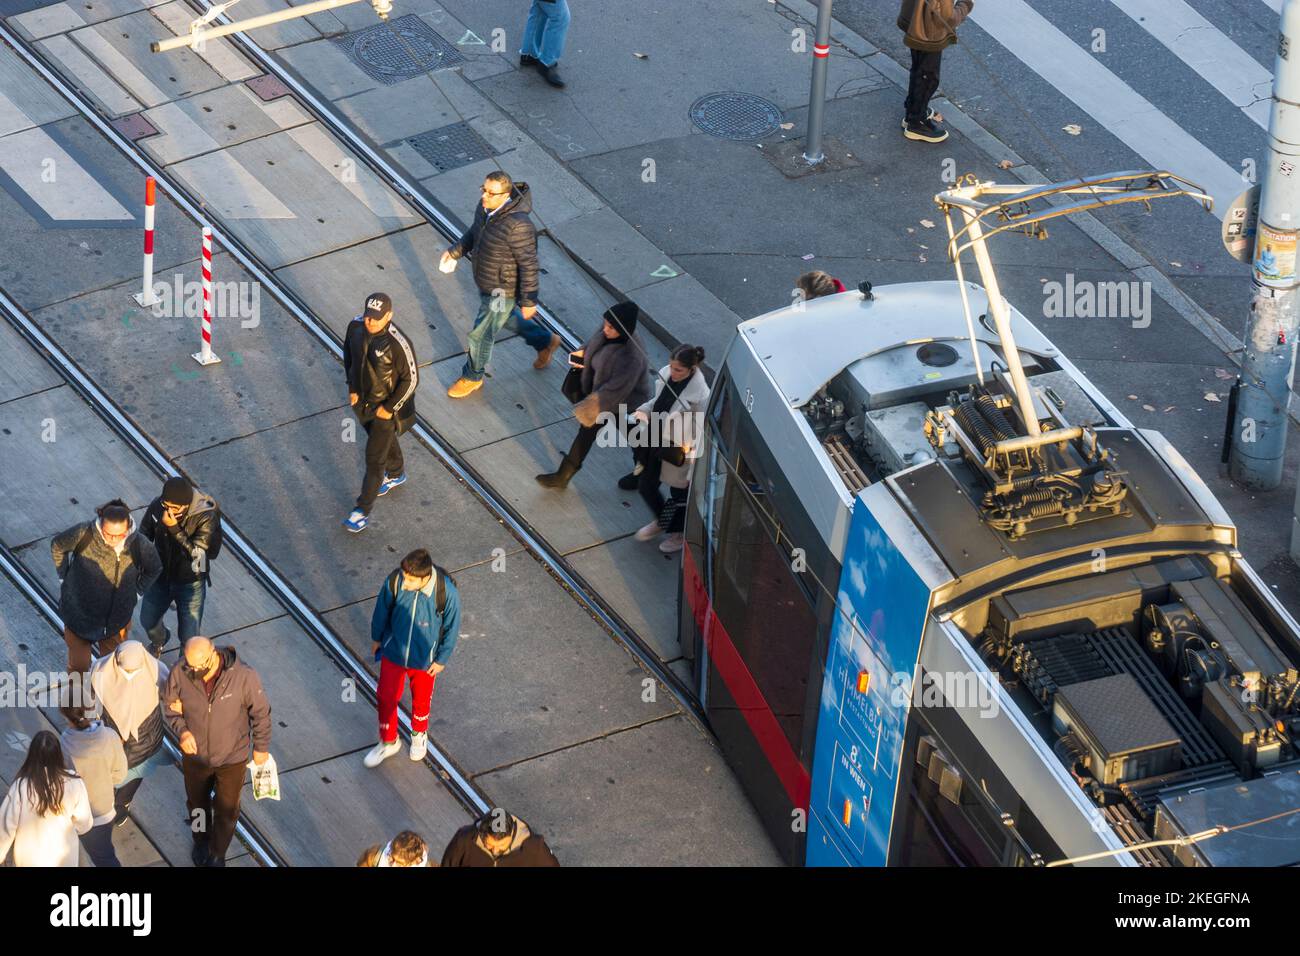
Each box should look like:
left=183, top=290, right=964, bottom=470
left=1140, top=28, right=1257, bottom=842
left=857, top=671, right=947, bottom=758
left=736, top=280, right=1059, bottom=409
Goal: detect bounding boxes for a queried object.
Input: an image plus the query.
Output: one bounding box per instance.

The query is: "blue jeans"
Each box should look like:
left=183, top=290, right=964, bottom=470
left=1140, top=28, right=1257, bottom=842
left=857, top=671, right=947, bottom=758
left=520, top=0, right=570, bottom=67
left=138, top=577, right=206, bottom=651
left=80, top=822, right=120, bottom=867
left=461, top=292, right=553, bottom=382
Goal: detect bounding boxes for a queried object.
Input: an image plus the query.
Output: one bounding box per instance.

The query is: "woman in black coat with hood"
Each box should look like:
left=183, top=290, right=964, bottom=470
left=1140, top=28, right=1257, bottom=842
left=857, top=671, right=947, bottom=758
left=536, top=301, right=651, bottom=490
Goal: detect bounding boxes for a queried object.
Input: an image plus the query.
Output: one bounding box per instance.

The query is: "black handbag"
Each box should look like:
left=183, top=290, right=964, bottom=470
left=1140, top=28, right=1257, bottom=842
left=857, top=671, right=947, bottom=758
left=561, top=368, right=584, bottom=404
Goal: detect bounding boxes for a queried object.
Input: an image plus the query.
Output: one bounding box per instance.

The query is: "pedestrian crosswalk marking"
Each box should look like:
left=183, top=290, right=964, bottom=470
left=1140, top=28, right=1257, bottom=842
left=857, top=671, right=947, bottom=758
left=70, top=25, right=169, bottom=109
left=170, top=149, right=295, bottom=219
left=971, top=0, right=1245, bottom=218
left=0, top=125, right=134, bottom=225
left=1112, top=0, right=1273, bottom=129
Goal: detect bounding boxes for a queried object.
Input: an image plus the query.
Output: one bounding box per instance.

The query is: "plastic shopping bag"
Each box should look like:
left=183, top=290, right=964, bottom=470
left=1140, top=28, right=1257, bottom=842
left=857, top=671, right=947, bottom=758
left=248, top=754, right=281, bottom=801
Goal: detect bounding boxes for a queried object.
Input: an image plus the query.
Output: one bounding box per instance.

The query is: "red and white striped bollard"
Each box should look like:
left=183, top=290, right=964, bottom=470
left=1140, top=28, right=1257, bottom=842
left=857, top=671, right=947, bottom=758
left=191, top=226, right=222, bottom=366
left=132, top=177, right=157, bottom=307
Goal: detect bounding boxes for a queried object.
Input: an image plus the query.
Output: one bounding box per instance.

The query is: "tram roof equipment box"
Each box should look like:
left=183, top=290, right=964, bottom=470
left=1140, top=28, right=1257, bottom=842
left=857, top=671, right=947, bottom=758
left=1154, top=771, right=1300, bottom=867
left=1051, top=673, right=1182, bottom=785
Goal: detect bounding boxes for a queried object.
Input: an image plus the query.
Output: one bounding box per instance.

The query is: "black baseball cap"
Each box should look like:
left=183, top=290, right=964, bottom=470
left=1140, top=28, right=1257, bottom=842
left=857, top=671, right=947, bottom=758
left=363, top=293, right=392, bottom=321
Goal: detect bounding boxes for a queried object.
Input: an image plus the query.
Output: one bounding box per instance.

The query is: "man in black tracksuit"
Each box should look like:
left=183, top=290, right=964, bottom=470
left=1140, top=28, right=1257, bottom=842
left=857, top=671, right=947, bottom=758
left=343, top=292, right=418, bottom=533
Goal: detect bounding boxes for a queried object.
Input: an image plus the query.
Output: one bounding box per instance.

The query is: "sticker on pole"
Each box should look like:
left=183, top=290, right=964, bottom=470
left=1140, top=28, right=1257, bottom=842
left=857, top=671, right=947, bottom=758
left=1222, top=185, right=1259, bottom=264
left=1253, top=222, right=1297, bottom=288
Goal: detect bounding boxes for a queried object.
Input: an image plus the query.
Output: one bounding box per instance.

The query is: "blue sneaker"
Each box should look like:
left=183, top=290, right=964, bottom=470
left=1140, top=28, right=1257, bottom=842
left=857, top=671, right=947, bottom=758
left=343, top=509, right=368, bottom=533
left=377, top=472, right=407, bottom=497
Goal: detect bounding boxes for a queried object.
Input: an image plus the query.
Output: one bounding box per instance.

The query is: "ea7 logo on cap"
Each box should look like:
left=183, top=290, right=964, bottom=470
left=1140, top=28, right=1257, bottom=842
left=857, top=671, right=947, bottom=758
left=367, top=298, right=386, bottom=312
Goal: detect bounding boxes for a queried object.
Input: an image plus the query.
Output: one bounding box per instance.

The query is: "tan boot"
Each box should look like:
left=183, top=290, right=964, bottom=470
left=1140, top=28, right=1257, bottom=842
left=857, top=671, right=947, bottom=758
left=534, top=333, right=561, bottom=370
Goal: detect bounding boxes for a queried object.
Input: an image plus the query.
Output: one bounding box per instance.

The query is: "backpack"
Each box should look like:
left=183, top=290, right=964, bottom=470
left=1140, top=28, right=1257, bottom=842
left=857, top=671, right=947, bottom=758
left=385, top=564, right=451, bottom=626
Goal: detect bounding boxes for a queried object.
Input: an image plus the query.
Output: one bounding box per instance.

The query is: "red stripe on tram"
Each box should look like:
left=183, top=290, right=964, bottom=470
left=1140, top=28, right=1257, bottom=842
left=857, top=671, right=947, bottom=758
left=682, top=544, right=811, bottom=810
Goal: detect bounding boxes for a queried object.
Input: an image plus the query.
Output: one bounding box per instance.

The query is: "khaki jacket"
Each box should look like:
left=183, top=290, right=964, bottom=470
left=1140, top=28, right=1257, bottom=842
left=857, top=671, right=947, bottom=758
left=897, top=0, right=973, bottom=52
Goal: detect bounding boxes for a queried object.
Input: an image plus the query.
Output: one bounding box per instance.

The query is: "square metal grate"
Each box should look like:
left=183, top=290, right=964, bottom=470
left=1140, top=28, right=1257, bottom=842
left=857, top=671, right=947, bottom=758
left=407, top=122, right=497, bottom=173
left=332, top=15, right=464, bottom=86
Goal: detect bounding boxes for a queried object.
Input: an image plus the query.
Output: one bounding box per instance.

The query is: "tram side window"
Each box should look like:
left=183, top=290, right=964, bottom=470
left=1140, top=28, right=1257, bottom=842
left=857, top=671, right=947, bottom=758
left=890, top=715, right=1011, bottom=867
left=714, top=455, right=819, bottom=759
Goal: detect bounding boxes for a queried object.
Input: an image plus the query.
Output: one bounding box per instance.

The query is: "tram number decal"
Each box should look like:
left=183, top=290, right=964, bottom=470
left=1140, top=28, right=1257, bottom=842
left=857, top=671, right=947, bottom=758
left=744, top=388, right=755, bottom=412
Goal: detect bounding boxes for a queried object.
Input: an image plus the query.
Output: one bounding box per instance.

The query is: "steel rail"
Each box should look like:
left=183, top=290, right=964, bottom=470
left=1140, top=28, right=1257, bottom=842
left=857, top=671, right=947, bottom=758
left=0, top=19, right=708, bottom=727
left=0, top=539, right=286, bottom=867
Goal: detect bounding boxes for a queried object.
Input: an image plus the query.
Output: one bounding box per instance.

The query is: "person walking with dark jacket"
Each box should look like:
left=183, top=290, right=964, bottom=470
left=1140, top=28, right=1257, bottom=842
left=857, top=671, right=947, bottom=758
left=441, top=808, right=560, bottom=867
left=897, top=0, right=973, bottom=143
left=363, top=549, right=462, bottom=768
left=89, top=641, right=171, bottom=826
left=138, top=476, right=220, bottom=656
left=58, top=705, right=127, bottom=867
left=536, top=301, right=651, bottom=490
left=163, top=637, right=271, bottom=867
left=442, top=173, right=561, bottom=399
left=630, top=345, right=710, bottom=555
left=51, top=500, right=161, bottom=676
left=343, top=292, right=419, bottom=533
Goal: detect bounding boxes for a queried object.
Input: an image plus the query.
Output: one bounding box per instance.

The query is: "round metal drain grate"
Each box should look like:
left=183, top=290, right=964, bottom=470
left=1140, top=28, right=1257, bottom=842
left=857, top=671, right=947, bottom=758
left=689, top=92, right=784, bottom=141
left=355, top=27, right=450, bottom=79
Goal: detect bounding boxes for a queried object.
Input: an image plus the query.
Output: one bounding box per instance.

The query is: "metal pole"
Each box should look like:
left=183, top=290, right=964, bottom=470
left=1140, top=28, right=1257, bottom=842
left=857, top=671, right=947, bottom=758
left=963, top=212, right=1042, bottom=435
left=802, top=0, right=833, bottom=166
left=1231, top=0, right=1300, bottom=490
left=151, top=0, right=368, bottom=52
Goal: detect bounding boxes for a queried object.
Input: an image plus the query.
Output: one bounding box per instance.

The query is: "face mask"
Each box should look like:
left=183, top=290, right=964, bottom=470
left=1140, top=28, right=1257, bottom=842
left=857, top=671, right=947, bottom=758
left=184, top=657, right=213, bottom=678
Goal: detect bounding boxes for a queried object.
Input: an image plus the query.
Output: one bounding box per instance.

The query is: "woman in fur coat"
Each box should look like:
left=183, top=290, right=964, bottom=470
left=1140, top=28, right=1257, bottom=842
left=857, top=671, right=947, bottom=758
left=536, top=301, right=650, bottom=490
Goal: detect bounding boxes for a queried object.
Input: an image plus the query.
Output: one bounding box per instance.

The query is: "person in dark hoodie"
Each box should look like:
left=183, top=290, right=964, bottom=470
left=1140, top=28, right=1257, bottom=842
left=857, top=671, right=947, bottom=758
left=51, top=500, right=161, bottom=676
left=897, top=0, right=974, bottom=143
left=163, top=636, right=271, bottom=867
left=535, top=300, right=651, bottom=490
left=138, top=476, right=221, bottom=656
left=343, top=292, right=419, bottom=534
left=441, top=807, right=560, bottom=867
left=442, top=172, right=561, bottom=399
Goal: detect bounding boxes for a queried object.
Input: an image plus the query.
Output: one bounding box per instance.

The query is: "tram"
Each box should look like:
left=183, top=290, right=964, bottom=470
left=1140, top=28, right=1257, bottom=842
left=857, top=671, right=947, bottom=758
left=676, top=172, right=1300, bottom=866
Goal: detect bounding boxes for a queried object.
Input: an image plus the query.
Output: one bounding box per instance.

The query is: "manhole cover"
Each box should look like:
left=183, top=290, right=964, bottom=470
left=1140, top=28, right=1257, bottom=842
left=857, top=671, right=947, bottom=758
left=689, top=92, right=783, bottom=141
left=332, top=15, right=464, bottom=86
left=408, top=122, right=497, bottom=174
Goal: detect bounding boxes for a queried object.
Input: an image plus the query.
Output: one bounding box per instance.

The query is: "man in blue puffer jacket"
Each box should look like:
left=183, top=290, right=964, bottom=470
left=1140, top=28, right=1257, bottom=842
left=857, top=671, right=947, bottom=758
left=363, top=548, right=462, bottom=768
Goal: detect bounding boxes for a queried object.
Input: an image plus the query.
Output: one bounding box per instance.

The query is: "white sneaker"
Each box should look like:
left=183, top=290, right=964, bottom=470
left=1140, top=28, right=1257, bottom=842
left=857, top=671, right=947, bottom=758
left=409, top=731, right=428, bottom=761
left=659, top=533, right=685, bottom=554
left=363, top=739, right=400, bottom=768
left=635, top=520, right=662, bottom=541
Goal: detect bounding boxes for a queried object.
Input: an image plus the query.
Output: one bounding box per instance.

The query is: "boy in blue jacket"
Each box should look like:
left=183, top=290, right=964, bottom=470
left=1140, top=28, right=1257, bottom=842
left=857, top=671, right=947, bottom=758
left=364, top=549, right=461, bottom=767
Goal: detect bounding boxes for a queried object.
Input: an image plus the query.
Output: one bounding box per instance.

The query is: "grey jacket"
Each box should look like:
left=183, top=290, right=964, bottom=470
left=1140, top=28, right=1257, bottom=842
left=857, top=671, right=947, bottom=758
left=574, top=328, right=651, bottom=427
left=60, top=722, right=127, bottom=826
left=163, top=647, right=272, bottom=768
left=51, top=518, right=161, bottom=641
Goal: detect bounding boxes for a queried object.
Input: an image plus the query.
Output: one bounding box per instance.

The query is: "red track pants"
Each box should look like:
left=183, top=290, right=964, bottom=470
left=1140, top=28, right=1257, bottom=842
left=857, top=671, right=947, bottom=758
left=377, top=657, right=436, bottom=744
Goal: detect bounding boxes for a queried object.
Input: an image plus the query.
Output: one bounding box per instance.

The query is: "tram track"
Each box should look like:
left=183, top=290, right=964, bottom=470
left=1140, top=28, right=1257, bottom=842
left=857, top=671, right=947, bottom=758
left=0, top=536, right=287, bottom=867
left=0, top=286, right=490, bottom=837
left=0, top=16, right=707, bottom=727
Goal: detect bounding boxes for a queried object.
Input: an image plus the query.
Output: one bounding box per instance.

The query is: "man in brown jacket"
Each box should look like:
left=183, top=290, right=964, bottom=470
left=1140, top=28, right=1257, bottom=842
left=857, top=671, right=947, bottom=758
left=897, top=0, right=974, bottom=143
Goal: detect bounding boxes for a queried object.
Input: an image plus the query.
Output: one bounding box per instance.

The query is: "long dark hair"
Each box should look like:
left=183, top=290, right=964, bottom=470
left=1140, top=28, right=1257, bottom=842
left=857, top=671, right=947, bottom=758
left=15, top=731, right=77, bottom=817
